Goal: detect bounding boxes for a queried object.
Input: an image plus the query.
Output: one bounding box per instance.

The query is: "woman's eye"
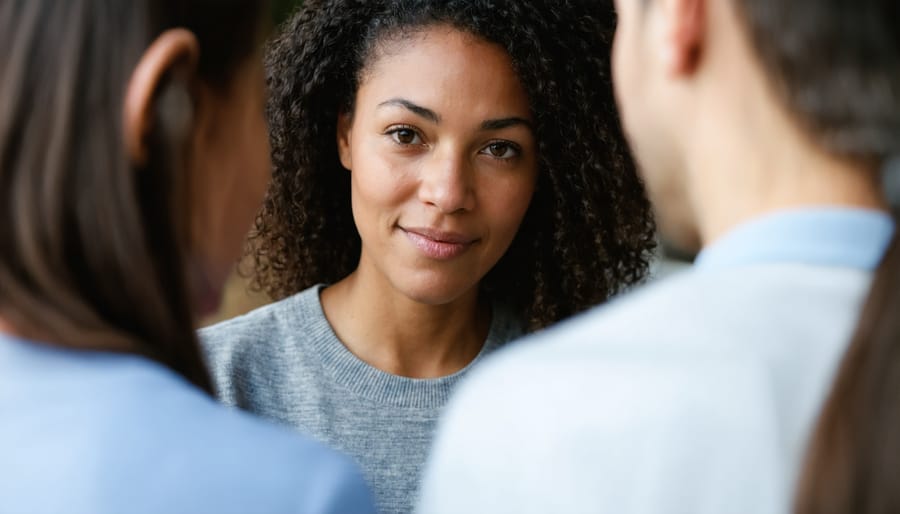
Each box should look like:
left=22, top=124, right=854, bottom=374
left=389, top=128, right=422, bottom=145
left=482, top=142, right=520, bottom=159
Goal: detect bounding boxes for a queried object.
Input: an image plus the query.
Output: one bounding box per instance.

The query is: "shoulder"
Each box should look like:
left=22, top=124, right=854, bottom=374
left=422, top=273, right=836, bottom=513
left=423, top=313, right=782, bottom=512
left=497, top=263, right=870, bottom=361
left=199, top=285, right=328, bottom=396
left=421, top=266, right=870, bottom=513
left=447, top=274, right=777, bottom=430
left=112, top=362, right=375, bottom=513
left=423, top=358, right=783, bottom=513
left=155, top=398, right=376, bottom=514
left=200, top=285, right=323, bottom=351
left=151, top=372, right=378, bottom=514
left=2, top=353, right=376, bottom=514
left=489, top=271, right=736, bottom=362
left=450, top=264, right=868, bottom=418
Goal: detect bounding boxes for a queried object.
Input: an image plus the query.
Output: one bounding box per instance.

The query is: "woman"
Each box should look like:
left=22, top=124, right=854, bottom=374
left=201, top=0, right=655, bottom=512
left=0, top=1, right=373, bottom=513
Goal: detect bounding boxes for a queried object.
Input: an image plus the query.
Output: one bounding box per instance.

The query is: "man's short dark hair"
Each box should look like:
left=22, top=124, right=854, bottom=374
left=735, top=0, right=900, bottom=160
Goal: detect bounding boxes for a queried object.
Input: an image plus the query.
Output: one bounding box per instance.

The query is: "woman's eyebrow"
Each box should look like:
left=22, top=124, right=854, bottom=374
left=481, top=117, right=533, bottom=132
left=378, top=98, right=441, bottom=123
left=378, top=98, right=533, bottom=133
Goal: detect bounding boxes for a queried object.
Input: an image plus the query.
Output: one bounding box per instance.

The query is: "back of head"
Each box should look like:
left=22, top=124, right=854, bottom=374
left=0, top=0, right=265, bottom=391
left=733, top=0, right=900, bottom=161
left=615, top=0, right=898, bottom=252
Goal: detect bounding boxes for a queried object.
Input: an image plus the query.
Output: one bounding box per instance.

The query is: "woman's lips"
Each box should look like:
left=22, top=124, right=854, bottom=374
left=401, top=227, right=478, bottom=260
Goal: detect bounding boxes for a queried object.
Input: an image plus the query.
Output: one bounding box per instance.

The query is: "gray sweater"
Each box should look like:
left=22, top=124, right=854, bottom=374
left=200, top=285, right=523, bottom=514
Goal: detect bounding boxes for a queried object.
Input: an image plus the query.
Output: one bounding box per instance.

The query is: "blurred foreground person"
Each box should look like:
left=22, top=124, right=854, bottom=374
left=0, top=1, right=375, bottom=513
left=420, top=0, right=899, bottom=513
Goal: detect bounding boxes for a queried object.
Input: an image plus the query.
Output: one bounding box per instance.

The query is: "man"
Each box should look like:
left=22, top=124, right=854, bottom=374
left=418, top=0, right=899, bottom=512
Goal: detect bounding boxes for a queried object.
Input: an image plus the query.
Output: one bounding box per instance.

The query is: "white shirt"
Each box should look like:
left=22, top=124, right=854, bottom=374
left=418, top=208, right=894, bottom=514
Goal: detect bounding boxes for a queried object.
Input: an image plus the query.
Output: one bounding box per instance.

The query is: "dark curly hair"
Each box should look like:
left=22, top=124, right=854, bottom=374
left=251, top=0, right=656, bottom=331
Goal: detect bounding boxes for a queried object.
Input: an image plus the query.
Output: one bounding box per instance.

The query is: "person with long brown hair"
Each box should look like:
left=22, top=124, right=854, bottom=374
left=420, top=0, right=899, bottom=512
left=0, top=1, right=374, bottom=513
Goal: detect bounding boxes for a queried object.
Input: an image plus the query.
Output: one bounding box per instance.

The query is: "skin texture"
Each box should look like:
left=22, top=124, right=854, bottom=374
left=184, top=57, right=271, bottom=316
left=125, top=33, right=271, bottom=318
left=612, top=0, right=885, bottom=253
left=323, top=27, right=537, bottom=378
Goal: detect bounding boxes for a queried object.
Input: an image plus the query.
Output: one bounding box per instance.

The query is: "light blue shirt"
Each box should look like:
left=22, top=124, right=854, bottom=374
left=695, top=208, right=892, bottom=270
left=419, top=208, right=893, bottom=514
left=0, top=335, right=377, bottom=514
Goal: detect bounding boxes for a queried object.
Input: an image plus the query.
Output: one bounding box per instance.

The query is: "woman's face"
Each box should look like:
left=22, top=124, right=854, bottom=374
left=338, top=26, right=537, bottom=305
left=187, top=56, right=271, bottom=315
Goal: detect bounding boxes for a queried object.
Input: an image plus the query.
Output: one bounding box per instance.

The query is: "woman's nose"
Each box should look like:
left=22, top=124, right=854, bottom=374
left=417, top=150, right=476, bottom=214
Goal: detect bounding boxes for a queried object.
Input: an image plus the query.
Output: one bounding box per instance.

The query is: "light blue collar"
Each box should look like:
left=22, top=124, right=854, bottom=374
left=695, top=208, right=894, bottom=271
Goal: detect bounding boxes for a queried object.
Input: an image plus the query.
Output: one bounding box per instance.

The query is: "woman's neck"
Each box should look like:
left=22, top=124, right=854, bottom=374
left=320, top=270, right=490, bottom=379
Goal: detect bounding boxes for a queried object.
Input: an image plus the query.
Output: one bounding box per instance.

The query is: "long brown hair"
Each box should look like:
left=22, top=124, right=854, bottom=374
left=0, top=0, right=265, bottom=392
left=795, top=217, right=900, bottom=513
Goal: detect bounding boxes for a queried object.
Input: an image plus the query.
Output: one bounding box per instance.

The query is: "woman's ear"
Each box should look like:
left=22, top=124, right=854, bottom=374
left=123, top=28, right=201, bottom=167
left=336, top=112, right=353, bottom=171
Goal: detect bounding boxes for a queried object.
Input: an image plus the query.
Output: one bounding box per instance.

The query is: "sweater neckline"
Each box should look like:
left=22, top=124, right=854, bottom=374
left=288, top=285, right=509, bottom=409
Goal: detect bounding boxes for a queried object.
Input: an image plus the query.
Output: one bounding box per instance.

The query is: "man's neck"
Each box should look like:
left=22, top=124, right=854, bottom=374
left=685, top=102, right=888, bottom=248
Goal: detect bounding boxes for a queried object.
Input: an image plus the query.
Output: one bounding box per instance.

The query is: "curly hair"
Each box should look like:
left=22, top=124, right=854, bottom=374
left=251, top=0, right=656, bottom=331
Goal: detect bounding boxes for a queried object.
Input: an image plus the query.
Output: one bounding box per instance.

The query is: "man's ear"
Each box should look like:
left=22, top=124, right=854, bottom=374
left=336, top=112, right=354, bottom=171
left=123, top=29, right=200, bottom=167
left=659, top=0, right=705, bottom=76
